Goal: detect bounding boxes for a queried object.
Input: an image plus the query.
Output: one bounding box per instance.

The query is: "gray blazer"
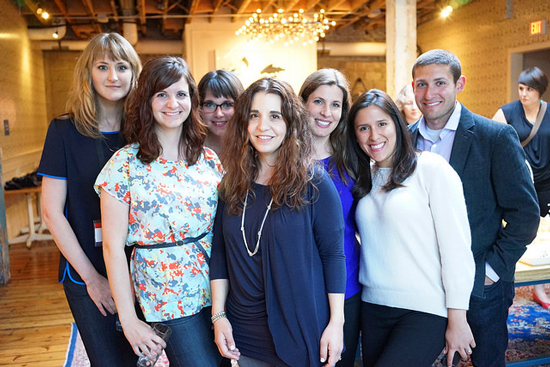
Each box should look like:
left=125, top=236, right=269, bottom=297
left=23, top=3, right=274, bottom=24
left=409, top=103, right=540, bottom=297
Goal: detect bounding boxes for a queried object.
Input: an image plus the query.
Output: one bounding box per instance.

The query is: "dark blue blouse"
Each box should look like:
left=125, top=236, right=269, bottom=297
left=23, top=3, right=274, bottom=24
left=320, top=157, right=360, bottom=299
left=210, top=168, right=346, bottom=366
left=502, top=100, right=550, bottom=188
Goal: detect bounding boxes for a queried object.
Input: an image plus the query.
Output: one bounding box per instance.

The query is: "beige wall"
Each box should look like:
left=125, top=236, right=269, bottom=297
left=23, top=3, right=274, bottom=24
left=1, top=0, right=49, bottom=239
left=417, top=0, right=550, bottom=118
left=185, top=18, right=318, bottom=92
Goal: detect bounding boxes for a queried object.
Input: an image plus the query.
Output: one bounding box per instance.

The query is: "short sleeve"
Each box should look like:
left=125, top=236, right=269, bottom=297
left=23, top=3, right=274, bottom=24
left=94, top=147, right=132, bottom=205
left=38, top=119, right=68, bottom=179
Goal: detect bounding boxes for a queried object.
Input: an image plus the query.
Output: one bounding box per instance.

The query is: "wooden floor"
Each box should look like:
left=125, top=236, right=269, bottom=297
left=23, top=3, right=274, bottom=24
left=0, top=240, right=73, bottom=366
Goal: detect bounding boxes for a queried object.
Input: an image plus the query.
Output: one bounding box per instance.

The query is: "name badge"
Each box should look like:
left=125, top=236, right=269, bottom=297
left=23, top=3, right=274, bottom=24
left=94, top=220, right=102, bottom=247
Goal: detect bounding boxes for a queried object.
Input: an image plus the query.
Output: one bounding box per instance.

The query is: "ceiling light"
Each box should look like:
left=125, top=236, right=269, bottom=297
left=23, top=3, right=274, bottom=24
left=441, top=5, right=453, bottom=18
left=236, top=9, right=335, bottom=46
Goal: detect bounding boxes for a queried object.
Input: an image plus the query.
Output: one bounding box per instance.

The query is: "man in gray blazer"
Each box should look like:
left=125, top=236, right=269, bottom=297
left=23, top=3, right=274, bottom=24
left=409, top=49, right=539, bottom=367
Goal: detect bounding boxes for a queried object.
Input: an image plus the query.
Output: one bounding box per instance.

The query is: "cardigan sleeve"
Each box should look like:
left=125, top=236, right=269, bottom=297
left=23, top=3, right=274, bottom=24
left=210, top=199, right=229, bottom=280
left=311, top=169, right=346, bottom=294
left=422, top=153, right=475, bottom=310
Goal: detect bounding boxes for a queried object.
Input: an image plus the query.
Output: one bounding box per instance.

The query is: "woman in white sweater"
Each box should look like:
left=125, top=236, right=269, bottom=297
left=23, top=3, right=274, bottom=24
left=346, top=89, right=476, bottom=367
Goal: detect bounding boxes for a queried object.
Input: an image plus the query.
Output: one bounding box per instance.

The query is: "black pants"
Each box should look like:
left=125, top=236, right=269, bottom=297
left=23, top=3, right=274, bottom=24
left=360, top=302, right=447, bottom=367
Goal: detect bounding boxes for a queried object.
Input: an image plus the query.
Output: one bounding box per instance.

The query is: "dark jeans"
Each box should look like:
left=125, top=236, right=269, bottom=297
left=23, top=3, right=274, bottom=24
left=238, top=355, right=277, bottom=367
left=163, top=306, right=221, bottom=367
left=467, top=280, right=514, bottom=367
left=337, top=292, right=362, bottom=367
left=361, top=302, right=447, bottom=367
left=63, top=279, right=137, bottom=367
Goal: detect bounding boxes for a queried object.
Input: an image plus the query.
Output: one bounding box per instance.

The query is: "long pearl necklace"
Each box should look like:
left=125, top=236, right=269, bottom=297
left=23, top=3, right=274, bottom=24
left=241, top=190, right=273, bottom=257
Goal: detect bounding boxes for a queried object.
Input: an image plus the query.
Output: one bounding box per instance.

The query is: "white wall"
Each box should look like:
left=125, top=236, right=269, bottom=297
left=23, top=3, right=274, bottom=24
left=185, top=16, right=317, bottom=92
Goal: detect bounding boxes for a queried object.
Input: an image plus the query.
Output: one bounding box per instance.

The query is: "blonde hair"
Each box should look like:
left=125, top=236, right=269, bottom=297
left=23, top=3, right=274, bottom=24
left=66, top=33, right=141, bottom=138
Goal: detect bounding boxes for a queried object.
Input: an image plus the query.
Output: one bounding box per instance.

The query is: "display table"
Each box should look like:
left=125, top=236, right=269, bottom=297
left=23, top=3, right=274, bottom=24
left=4, top=186, right=53, bottom=248
left=506, top=261, right=550, bottom=366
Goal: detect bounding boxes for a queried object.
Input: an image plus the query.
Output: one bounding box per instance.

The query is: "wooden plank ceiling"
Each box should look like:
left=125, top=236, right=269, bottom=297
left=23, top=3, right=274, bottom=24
left=16, top=0, right=441, bottom=40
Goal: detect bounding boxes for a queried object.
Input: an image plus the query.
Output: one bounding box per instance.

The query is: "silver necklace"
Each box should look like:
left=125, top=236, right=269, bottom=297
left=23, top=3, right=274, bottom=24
left=241, top=190, right=273, bottom=257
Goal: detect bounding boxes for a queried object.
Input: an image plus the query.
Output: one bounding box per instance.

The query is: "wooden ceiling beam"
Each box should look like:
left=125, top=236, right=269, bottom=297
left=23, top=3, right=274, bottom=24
left=232, top=0, right=254, bottom=22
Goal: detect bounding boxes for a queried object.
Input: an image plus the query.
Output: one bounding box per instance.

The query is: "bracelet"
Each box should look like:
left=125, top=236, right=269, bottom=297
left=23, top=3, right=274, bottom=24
left=211, top=311, right=227, bottom=324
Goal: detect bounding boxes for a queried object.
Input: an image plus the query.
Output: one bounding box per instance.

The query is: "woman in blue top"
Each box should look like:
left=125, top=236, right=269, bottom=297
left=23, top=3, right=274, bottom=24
left=210, top=77, right=346, bottom=367
left=299, top=68, right=360, bottom=367
left=38, top=33, right=141, bottom=366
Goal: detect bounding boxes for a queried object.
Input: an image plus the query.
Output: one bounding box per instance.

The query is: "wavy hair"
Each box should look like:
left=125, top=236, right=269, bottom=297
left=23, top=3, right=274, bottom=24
left=299, top=68, right=354, bottom=183
left=346, top=89, right=417, bottom=199
left=124, top=56, right=206, bottom=165
left=66, top=32, right=141, bottom=138
left=220, top=77, right=316, bottom=215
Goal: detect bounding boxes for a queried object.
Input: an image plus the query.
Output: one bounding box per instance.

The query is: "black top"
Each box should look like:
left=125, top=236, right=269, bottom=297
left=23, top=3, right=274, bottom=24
left=502, top=100, right=550, bottom=188
left=38, top=117, right=125, bottom=283
left=211, top=169, right=346, bottom=366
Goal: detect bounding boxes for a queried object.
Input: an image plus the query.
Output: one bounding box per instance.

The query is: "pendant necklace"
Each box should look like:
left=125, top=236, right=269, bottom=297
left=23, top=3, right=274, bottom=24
left=241, top=189, right=273, bottom=257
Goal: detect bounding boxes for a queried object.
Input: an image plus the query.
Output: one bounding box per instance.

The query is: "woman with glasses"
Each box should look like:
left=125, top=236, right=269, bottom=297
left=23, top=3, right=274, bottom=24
left=198, top=70, right=244, bottom=155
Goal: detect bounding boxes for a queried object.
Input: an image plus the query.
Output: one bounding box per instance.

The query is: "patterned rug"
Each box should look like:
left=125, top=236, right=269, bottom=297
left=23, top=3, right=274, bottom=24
left=64, top=286, right=550, bottom=367
left=432, top=285, right=550, bottom=367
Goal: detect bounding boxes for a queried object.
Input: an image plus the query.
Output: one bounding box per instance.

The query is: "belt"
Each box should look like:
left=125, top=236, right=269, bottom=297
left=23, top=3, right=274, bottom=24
left=133, top=232, right=210, bottom=263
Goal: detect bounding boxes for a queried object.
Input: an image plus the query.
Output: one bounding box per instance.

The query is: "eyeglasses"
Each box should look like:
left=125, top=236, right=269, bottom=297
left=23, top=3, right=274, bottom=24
left=201, top=101, right=234, bottom=113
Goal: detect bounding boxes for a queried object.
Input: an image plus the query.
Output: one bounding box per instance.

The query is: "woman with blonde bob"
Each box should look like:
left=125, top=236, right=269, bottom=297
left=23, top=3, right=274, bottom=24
left=210, top=77, right=346, bottom=367
left=38, top=32, right=141, bottom=366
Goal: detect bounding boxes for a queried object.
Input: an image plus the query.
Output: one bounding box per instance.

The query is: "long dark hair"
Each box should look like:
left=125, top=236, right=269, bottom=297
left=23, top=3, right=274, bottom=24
left=299, top=68, right=354, bottom=183
left=124, top=56, right=206, bottom=165
left=346, top=89, right=417, bottom=199
left=220, top=77, right=316, bottom=215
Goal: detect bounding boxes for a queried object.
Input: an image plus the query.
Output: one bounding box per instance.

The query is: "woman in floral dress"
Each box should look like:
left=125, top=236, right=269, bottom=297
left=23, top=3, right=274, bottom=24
left=96, top=56, right=223, bottom=366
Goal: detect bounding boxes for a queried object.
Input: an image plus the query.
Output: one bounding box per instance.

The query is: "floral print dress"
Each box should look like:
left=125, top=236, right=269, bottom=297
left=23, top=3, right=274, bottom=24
left=95, top=143, right=224, bottom=322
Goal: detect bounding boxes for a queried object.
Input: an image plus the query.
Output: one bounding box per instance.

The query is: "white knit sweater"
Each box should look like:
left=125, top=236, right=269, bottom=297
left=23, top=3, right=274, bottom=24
left=356, top=151, right=475, bottom=318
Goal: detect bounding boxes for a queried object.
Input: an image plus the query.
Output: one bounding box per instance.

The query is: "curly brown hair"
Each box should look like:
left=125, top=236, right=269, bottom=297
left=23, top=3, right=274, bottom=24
left=220, top=77, right=316, bottom=215
left=124, top=56, right=206, bottom=165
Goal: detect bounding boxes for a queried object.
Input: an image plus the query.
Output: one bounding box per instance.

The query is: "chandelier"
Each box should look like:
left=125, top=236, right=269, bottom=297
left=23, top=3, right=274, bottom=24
left=236, top=9, right=336, bottom=46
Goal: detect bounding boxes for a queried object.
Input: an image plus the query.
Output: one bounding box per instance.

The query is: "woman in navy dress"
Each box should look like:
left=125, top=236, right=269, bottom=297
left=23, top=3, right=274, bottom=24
left=210, top=77, right=346, bottom=367
left=493, top=67, right=550, bottom=308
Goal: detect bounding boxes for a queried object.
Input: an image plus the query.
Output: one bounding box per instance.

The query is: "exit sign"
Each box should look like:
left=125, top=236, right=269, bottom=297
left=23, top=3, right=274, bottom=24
left=530, top=20, right=547, bottom=35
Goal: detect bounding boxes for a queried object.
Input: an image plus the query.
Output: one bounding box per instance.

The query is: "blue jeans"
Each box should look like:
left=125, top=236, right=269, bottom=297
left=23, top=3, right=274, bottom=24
left=63, top=279, right=137, bottom=367
left=467, top=279, right=514, bottom=367
left=163, top=306, right=221, bottom=367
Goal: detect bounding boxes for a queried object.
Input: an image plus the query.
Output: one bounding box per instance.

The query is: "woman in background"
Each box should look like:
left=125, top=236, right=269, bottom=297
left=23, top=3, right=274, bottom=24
left=198, top=69, right=244, bottom=155
left=347, top=89, right=475, bottom=367
left=96, top=56, right=223, bottom=366
left=210, top=77, right=346, bottom=367
left=493, top=67, right=550, bottom=309
left=39, top=32, right=142, bottom=366
left=299, top=68, right=360, bottom=367
left=395, top=84, right=422, bottom=125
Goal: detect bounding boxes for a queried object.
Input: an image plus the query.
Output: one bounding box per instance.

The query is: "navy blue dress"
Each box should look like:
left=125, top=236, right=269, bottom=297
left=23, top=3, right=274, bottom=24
left=210, top=169, right=346, bottom=366
left=502, top=100, right=550, bottom=216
